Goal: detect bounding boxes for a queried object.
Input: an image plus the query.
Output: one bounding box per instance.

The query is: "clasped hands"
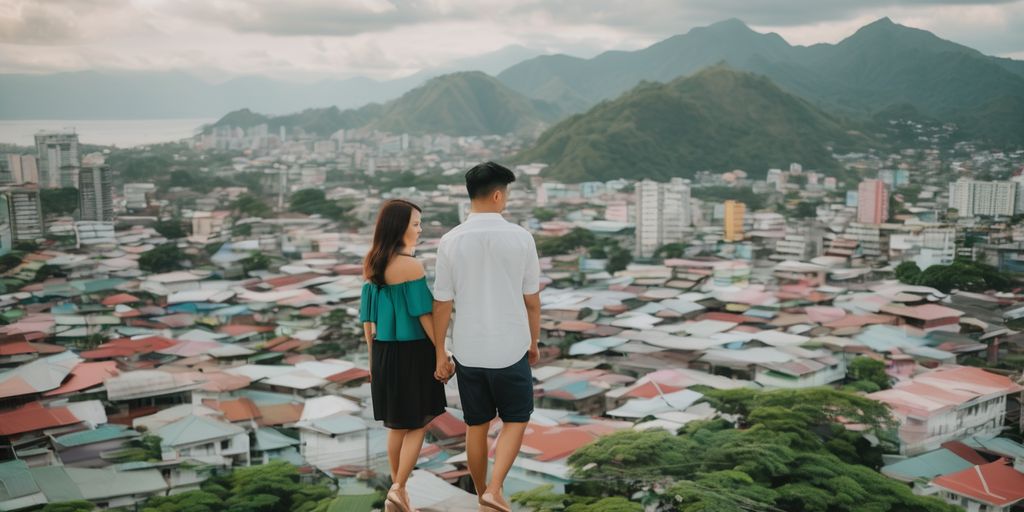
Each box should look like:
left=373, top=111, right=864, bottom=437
left=434, top=352, right=455, bottom=383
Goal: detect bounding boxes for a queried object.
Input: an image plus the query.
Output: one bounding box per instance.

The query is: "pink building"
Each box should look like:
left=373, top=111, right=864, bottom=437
left=868, top=366, right=1024, bottom=455
left=857, top=179, right=889, bottom=224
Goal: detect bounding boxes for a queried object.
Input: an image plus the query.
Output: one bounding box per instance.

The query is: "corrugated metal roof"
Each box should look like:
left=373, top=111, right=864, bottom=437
left=0, top=460, right=41, bottom=501
left=54, top=424, right=138, bottom=447
left=157, top=414, right=245, bottom=447
left=881, top=448, right=975, bottom=482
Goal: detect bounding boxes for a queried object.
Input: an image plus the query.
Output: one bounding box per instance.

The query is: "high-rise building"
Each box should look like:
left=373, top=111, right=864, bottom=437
left=723, top=200, right=746, bottom=242
left=78, top=164, right=114, bottom=222
left=2, top=186, right=44, bottom=241
left=635, top=178, right=691, bottom=258
left=3, top=154, right=39, bottom=185
left=948, top=179, right=1017, bottom=217
left=34, top=131, right=80, bottom=188
left=857, top=179, right=889, bottom=225
left=124, top=183, right=156, bottom=211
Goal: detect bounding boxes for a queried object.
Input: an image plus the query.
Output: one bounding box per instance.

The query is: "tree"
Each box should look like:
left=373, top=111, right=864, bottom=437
left=154, top=219, right=188, bottom=239
left=242, top=252, right=271, bottom=273
left=793, top=201, right=820, bottom=219
left=40, top=187, right=79, bottom=217
left=142, top=490, right=223, bottom=512
left=911, top=259, right=1014, bottom=293
left=654, top=243, right=688, bottom=260
left=533, top=207, right=557, bottom=221
left=847, top=357, right=890, bottom=390
left=894, top=261, right=921, bottom=284
left=231, top=194, right=272, bottom=218
left=41, top=502, right=95, bottom=512
left=289, top=189, right=359, bottom=225
left=111, top=434, right=163, bottom=463
left=139, top=244, right=187, bottom=273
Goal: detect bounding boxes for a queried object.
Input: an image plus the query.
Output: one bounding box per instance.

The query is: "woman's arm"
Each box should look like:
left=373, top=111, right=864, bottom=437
left=363, top=321, right=375, bottom=377
left=419, top=313, right=436, bottom=344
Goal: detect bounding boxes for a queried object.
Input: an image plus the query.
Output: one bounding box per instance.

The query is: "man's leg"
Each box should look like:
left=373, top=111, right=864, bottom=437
left=483, top=421, right=527, bottom=507
left=465, top=421, right=491, bottom=495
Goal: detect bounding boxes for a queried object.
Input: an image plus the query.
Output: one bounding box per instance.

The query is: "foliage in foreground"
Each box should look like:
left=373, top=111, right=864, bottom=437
left=514, top=388, right=959, bottom=512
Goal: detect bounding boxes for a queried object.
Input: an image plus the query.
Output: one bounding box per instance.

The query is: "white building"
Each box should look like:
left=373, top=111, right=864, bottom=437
left=948, top=179, right=1017, bottom=217
left=124, top=183, right=156, bottom=211
left=635, top=178, right=691, bottom=258
left=35, top=130, right=79, bottom=188
left=78, top=164, right=114, bottom=222
left=298, top=414, right=371, bottom=472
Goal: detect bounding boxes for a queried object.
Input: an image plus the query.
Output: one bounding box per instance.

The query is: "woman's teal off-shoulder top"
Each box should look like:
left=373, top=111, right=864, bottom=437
left=359, top=277, right=434, bottom=341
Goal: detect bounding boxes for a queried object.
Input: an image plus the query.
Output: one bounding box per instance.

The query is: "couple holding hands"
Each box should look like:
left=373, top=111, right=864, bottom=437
left=359, top=162, right=541, bottom=512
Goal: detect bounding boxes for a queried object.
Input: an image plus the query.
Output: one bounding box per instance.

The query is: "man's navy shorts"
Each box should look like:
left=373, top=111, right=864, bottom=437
left=454, top=353, right=534, bottom=426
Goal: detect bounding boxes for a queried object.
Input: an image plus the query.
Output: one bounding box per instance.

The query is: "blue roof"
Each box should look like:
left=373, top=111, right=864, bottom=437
left=881, top=448, right=974, bottom=482
left=55, top=424, right=138, bottom=447
left=854, top=325, right=929, bottom=351
left=964, top=436, right=1024, bottom=459
left=310, top=415, right=367, bottom=435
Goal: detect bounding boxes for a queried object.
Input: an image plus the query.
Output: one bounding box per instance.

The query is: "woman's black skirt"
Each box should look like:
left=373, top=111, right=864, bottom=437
left=371, top=338, right=447, bottom=429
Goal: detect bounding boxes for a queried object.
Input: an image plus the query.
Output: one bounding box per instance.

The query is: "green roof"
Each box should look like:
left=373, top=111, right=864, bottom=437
left=65, top=467, right=167, bottom=499
left=881, top=448, right=975, bottom=482
left=70, top=278, right=129, bottom=294
left=254, top=428, right=300, bottom=451
left=0, top=460, right=41, bottom=501
left=248, top=352, right=285, bottom=362
left=28, top=466, right=84, bottom=502
left=328, top=494, right=378, bottom=512
left=55, top=424, right=138, bottom=447
left=964, top=436, right=1024, bottom=459
left=157, top=414, right=244, bottom=447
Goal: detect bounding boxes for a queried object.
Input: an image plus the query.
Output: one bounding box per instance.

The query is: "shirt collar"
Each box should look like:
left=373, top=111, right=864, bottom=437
left=465, top=212, right=505, bottom=222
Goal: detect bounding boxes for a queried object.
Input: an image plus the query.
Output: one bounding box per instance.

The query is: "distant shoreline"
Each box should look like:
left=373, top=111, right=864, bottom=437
left=0, top=118, right=215, bottom=148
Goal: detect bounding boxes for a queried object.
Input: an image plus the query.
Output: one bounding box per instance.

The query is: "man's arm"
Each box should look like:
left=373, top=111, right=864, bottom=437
left=524, top=293, right=541, bottom=365
left=432, top=300, right=454, bottom=357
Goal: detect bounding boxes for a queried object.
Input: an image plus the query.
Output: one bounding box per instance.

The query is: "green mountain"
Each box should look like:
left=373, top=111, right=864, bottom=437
left=499, top=18, right=1024, bottom=146
left=367, top=71, right=561, bottom=135
left=516, top=67, right=869, bottom=182
left=211, top=72, right=558, bottom=137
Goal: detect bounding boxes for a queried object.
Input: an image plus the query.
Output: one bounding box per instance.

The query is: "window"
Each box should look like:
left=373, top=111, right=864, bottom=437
left=221, top=440, right=230, bottom=450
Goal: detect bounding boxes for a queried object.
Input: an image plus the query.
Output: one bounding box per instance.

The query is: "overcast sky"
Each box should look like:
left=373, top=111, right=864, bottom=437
left=1, top=0, right=1022, bottom=82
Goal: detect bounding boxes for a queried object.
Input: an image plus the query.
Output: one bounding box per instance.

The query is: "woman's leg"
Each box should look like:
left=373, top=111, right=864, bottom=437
left=386, top=428, right=406, bottom=482
left=394, top=427, right=427, bottom=488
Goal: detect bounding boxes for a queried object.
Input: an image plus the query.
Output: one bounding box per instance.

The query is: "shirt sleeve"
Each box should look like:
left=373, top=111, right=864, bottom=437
left=359, top=283, right=376, bottom=323
left=404, top=278, right=434, bottom=317
left=522, top=234, right=541, bottom=295
left=432, top=241, right=454, bottom=301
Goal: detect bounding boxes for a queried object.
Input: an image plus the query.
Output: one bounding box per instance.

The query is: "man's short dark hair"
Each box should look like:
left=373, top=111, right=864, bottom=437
left=465, top=161, right=516, bottom=200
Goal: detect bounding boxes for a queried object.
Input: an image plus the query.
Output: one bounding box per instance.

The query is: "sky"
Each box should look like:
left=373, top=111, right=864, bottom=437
left=0, top=0, right=1022, bottom=82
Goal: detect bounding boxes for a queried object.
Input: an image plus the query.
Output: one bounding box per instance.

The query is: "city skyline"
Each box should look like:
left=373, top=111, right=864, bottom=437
left=0, top=0, right=1022, bottom=81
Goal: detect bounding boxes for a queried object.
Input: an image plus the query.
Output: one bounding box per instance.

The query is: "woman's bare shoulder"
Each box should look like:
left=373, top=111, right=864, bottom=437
left=384, top=255, right=425, bottom=283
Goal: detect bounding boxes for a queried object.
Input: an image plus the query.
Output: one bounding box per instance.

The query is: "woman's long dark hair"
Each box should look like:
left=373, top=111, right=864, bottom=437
left=363, top=199, right=421, bottom=286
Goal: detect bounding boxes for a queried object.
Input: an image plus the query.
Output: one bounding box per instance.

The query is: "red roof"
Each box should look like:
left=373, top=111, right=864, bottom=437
left=218, top=324, right=275, bottom=336
left=0, top=341, right=66, bottom=356
left=298, top=306, right=331, bottom=318
left=81, top=336, right=177, bottom=359
left=326, top=368, right=371, bottom=384
left=102, top=293, right=141, bottom=306
left=700, top=312, right=761, bottom=324
left=43, top=361, right=119, bottom=396
left=257, top=403, right=304, bottom=426
left=259, top=272, right=322, bottom=289
left=0, top=402, right=80, bottom=435
left=521, top=424, right=603, bottom=462
left=269, top=339, right=313, bottom=353
left=427, top=411, right=467, bottom=439
left=623, top=381, right=683, bottom=399
left=205, top=397, right=262, bottom=422
left=933, top=460, right=1024, bottom=506
left=940, top=441, right=989, bottom=466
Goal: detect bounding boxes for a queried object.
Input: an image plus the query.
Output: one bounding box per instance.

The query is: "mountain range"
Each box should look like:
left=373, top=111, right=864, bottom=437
left=516, top=66, right=870, bottom=182
left=209, top=72, right=562, bottom=137
left=500, top=18, right=1024, bottom=146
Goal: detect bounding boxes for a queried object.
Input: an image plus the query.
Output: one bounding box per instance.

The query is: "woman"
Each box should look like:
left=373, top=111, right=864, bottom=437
left=360, top=199, right=453, bottom=512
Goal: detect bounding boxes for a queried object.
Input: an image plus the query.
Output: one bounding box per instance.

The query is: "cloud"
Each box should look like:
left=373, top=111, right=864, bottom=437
left=0, top=0, right=1020, bottom=80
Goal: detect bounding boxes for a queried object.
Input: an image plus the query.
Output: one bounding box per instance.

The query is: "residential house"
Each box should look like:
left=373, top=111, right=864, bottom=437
left=869, top=366, right=1024, bottom=455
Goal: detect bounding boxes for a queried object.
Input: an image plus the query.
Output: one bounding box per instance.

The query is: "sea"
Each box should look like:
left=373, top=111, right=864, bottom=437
left=0, top=118, right=216, bottom=148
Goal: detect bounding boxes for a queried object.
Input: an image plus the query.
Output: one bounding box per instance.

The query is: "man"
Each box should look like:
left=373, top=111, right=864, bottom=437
left=433, top=161, right=541, bottom=512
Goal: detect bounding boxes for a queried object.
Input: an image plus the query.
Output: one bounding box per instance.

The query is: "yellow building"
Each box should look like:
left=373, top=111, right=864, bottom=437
left=723, top=200, right=745, bottom=242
